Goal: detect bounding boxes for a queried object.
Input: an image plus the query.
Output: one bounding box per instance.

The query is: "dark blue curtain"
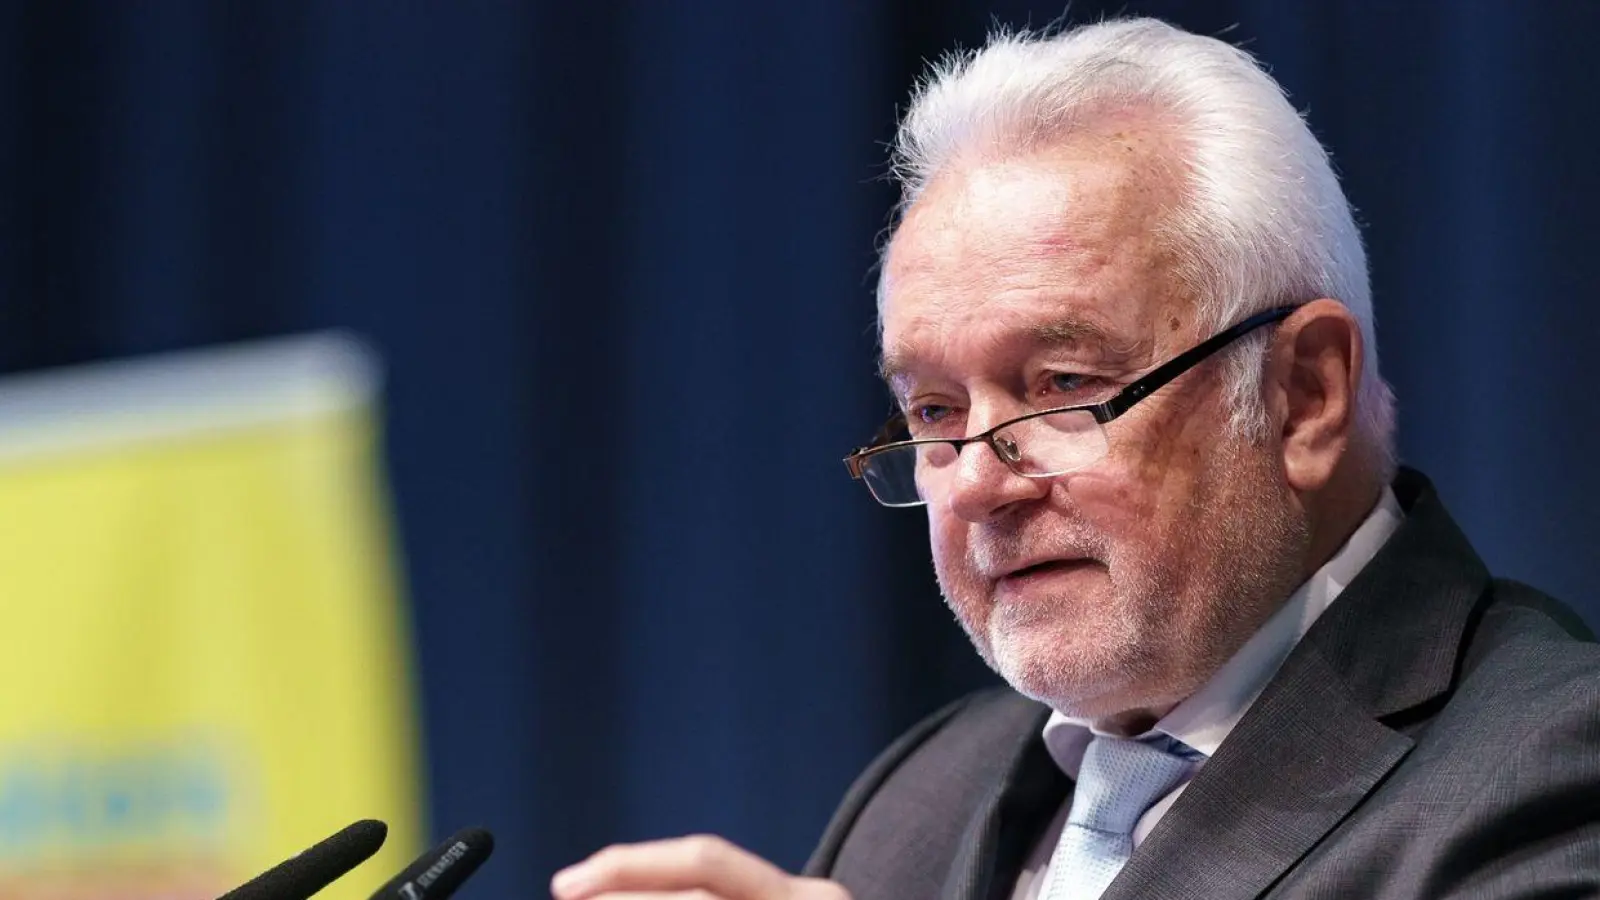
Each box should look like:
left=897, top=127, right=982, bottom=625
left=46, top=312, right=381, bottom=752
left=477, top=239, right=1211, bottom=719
left=5, top=2, right=1597, bottom=898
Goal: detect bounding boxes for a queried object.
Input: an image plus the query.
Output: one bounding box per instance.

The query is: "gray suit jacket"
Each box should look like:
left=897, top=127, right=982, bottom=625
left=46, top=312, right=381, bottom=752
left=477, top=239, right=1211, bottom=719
left=806, top=470, right=1600, bottom=899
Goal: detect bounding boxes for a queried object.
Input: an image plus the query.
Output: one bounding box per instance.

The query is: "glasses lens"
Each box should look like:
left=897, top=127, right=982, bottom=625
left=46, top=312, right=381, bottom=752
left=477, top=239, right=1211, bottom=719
left=854, top=409, right=1105, bottom=507
left=860, top=442, right=957, bottom=507
left=1000, top=409, right=1107, bottom=476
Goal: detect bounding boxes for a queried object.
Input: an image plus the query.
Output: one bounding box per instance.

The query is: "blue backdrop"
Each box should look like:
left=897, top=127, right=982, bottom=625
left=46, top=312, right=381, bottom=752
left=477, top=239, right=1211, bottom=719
left=4, top=2, right=1597, bottom=898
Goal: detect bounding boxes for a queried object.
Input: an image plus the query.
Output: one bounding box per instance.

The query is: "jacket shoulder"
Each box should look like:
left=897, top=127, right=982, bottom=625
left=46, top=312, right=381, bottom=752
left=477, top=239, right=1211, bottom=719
left=1482, top=578, right=1595, bottom=641
left=1457, top=579, right=1599, bottom=691
left=1408, top=578, right=1600, bottom=760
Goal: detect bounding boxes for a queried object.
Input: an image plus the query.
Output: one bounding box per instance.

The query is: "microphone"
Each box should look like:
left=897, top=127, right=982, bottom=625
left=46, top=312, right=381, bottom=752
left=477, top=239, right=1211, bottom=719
left=220, top=819, right=389, bottom=900
left=366, top=827, right=495, bottom=900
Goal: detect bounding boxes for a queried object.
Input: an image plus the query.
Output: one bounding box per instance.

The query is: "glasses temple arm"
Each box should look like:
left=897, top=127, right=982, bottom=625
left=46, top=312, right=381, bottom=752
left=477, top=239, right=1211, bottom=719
left=1097, top=305, right=1298, bottom=421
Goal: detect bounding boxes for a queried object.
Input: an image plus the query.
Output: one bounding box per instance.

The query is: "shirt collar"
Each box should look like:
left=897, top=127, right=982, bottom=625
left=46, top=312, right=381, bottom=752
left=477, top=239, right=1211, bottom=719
left=1042, top=487, right=1405, bottom=778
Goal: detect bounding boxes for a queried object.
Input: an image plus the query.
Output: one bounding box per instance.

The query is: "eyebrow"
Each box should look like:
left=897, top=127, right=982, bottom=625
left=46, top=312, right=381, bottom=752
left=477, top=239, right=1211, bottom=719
left=878, top=313, right=1149, bottom=383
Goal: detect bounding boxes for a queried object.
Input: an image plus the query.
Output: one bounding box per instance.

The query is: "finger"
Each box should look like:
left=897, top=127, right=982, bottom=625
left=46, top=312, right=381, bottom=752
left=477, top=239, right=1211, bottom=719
left=582, top=893, right=724, bottom=900
left=551, top=835, right=788, bottom=900
left=791, top=878, right=852, bottom=899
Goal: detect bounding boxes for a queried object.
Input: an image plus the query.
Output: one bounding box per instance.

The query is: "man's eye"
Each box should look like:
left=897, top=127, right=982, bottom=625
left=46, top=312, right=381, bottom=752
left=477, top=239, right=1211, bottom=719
left=913, top=404, right=953, bottom=425
left=1047, top=372, right=1092, bottom=394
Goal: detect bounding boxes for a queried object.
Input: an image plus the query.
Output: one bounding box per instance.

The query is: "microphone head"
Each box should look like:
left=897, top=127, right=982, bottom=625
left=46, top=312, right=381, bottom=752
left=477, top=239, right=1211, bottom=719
left=368, top=827, right=494, bottom=900
left=221, top=819, right=389, bottom=900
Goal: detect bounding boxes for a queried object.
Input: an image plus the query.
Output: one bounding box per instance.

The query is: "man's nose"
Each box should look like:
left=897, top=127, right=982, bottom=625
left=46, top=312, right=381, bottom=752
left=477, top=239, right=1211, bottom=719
left=943, top=430, right=1051, bottom=523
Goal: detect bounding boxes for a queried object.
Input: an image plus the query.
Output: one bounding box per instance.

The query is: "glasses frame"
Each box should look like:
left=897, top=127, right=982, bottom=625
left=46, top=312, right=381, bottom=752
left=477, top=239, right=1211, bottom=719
left=843, top=305, right=1301, bottom=491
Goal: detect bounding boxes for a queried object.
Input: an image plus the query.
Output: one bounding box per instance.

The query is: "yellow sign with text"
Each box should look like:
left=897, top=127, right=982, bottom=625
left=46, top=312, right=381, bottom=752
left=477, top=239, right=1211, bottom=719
left=0, top=335, right=422, bottom=899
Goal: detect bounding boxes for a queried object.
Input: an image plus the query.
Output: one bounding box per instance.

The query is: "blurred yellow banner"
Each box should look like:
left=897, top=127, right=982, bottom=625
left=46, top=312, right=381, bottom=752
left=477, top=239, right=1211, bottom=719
left=0, top=335, right=423, bottom=899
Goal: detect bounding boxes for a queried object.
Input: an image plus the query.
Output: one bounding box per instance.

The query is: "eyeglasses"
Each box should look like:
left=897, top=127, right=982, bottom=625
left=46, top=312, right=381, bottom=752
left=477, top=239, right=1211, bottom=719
left=843, top=305, right=1299, bottom=507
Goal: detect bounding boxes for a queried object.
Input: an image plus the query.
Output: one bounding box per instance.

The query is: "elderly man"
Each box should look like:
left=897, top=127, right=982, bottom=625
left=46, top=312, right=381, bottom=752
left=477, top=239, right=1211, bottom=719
left=552, top=17, right=1600, bottom=900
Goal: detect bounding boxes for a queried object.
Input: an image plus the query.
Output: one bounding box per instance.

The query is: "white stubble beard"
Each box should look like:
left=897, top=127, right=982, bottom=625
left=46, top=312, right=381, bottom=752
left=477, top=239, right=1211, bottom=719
left=933, top=442, right=1310, bottom=719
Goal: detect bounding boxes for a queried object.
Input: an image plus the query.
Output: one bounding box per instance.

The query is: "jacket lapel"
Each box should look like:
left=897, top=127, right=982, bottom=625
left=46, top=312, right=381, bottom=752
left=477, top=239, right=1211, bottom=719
left=940, top=703, right=1065, bottom=900
left=1100, top=649, right=1413, bottom=900
left=1101, top=469, right=1490, bottom=900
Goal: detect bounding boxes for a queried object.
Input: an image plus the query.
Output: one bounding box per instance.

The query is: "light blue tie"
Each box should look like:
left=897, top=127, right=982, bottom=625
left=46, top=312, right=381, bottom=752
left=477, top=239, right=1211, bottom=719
left=1041, top=734, right=1196, bottom=900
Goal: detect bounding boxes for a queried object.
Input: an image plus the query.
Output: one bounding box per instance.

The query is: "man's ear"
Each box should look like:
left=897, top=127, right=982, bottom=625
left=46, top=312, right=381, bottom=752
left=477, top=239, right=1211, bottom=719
left=1266, top=299, right=1363, bottom=492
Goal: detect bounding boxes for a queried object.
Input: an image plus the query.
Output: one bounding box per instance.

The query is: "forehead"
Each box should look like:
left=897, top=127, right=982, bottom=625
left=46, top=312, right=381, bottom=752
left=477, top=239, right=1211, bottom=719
left=880, top=140, right=1187, bottom=370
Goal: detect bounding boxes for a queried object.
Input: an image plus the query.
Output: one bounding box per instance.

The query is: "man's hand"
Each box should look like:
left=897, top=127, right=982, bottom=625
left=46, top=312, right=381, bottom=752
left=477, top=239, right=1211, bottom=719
left=550, top=835, right=851, bottom=900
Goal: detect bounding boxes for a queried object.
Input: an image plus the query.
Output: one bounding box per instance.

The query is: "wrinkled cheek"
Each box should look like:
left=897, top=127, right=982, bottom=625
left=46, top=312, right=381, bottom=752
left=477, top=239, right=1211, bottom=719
left=926, top=514, right=964, bottom=592
left=927, top=504, right=958, bottom=555
left=927, top=515, right=988, bottom=624
left=1063, top=470, right=1154, bottom=532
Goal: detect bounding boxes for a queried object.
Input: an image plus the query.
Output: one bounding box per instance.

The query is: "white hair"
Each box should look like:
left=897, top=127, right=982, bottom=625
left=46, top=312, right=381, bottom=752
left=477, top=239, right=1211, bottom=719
left=881, top=17, right=1397, bottom=477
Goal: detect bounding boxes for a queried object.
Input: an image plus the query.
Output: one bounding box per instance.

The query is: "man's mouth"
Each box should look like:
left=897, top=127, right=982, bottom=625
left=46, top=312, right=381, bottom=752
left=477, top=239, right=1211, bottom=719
left=999, top=558, right=1094, bottom=581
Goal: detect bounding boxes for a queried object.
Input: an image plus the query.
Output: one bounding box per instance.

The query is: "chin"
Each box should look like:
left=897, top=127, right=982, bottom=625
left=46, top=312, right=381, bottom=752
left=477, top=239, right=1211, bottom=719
left=983, top=608, right=1159, bottom=718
